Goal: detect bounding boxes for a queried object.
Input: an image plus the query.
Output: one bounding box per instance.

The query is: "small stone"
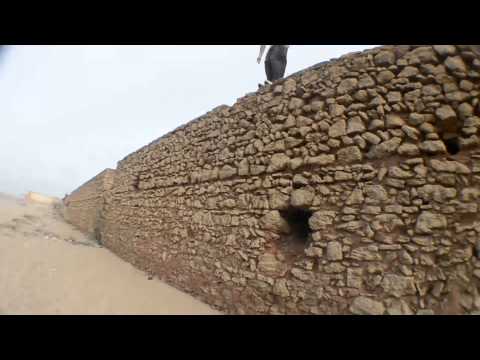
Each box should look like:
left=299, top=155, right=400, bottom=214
left=329, top=119, right=347, bottom=138
left=358, top=75, right=375, bottom=88
left=258, top=253, right=287, bottom=277
left=267, top=154, right=290, bottom=173
left=401, top=125, right=420, bottom=141
left=423, top=84, right=442, bottom=96
left=306, top=154, right=336, bottom=166
left=326, top=241, right=343, bottom=261
left=386, top=114, right=405, bottom=128
left=408, top=113, right=425, bottom=126
left=289, top=97, right=305, bottom=110
left=350, top=296, right=385, bottom=315
left=260, top=211, right=291, bottom=234
left=309, top=211, right=336, bottom=230
left=417, top=309, right=435, bottom=315
left=377, top=70, right=395, bottom=84
left=419, top=140, right=447, bottom=154
left=329, top=104, right=346, bottom=117
left=219, top=165, right=237, bottom=179
left=367, top=137, right=402, bottom=159
left=381, top=274, right=416, bottom=298
left=386, top=91, right=402, bottom=103
left=398, top=66, right=419, bottom=78
left=273, top=279, right=290, bottom=298
left=369, top=119, right=385, bottom=130
left=347, top=116, right=366, bottom=135
left=375, top=51, right=396, bottom=67
left=415, top=211, right=447, bottom=234
left=238, top=158, right=249, bottom=176
left=337, top=146, right=363, bottom=164
left=346, top=188, right=364, bottom=205
left=436, top=105, right=457, bottom=122
left=296, top=115, right=313, bottom=127
left=337, top=78, right=358, bottom=95
left=445, top=56, right=467, bottom=73
left=430, top=159, right=471, bottom=174
left=364, top=185, right=389, bottom=204
left=291, top=189, right=314, bottom=208
left=458, top=103, right=474, bottom=120
left=387, top=299, right=414, bottom=315
left=433, top=45, right=457, bottom=57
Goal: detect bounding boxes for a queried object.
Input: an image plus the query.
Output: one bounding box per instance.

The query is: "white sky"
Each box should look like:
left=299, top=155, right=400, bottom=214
left=0, top=45, right=377, bottom=198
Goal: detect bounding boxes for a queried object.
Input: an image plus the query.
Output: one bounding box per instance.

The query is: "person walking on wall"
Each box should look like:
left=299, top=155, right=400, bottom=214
left=257, top=45, right=290, bottom=87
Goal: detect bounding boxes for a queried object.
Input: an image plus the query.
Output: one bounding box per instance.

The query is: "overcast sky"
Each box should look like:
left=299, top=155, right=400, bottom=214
left=0, top=45, right=377, bottom=198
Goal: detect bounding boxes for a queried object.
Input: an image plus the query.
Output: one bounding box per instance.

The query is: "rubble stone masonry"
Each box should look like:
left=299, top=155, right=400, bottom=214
left=65, top=45, right=480, bottom=315
left=64, top=169, right=116, bottom=241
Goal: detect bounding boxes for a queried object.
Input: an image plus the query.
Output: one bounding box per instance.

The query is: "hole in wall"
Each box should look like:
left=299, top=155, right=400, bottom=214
left=279, top=207, right=313, bottom=251
left=443, top=137, right=461, bottom=155
left=133, top=175, right=140, bottom=191
left=438, top=116, right=462, bottom=156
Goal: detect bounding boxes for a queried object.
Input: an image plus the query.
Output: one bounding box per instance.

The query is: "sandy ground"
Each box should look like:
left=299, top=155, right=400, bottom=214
left=0, top=194, right=219, bottom=315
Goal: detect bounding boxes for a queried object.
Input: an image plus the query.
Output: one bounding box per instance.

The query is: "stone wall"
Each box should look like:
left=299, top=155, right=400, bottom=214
left=64, top=169, right=116, bottom=241
left=68, top=45, right=480, bottom=315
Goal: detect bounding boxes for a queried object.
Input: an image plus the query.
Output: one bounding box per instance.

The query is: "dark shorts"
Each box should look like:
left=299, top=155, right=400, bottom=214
left=265, top=46, right=288, bottom=82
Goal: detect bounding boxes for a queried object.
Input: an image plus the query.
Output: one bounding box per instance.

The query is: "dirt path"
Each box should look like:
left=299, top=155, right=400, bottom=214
left=0, top=195, right=219, bottom=315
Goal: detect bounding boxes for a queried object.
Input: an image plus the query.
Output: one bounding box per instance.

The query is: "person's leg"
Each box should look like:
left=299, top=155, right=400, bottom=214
left=270, top=58, right=287, bottom=81
left=265, top=59, right=274, bottom=82
left=269, top=59, right=287, bottom=82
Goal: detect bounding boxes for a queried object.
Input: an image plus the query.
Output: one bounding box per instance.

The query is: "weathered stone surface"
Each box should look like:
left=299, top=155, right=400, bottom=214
left=273, top=279, right=290, bottom=298
left=386, top=114, right=405, bottom=128
left=267, top=154, right=290, bottom=173
left=329, top=104, right=346, bottom=117
left=374, top=51, right=395, bottom=67
left=309, top=211, right=336, bottom=230
left=337, top=146, right=363, bottom=164
left=433, top=45, right=457, bottom=57
left=347, top=116, right=366, bottom=135
left=260, top=211, right=291, bottom=234
left=219, top=165, right=237, bottom=179
left=364, top=185, right=389, bottom=204
left=347, top=268, right=363, bottom=289
left=430, top=159, right=471, bottom=174
left=346, top=188, right=364, bottom=205
left=367, top=137, right=403, bottom=159
left=377, top=70, right=395, bottom=84
left=350, top=296, right=385, bottom=315
left=337, top=78, right=358, bottom=95
left=329, top=119, right=347, bottom=138
left=416, top=211, right=447, bottom=234
left=306, top=154, right=335, bottom=166
left=291, top=189, right=314, bottom=208
left=350, top=245, right=381, bottom=261
left=417, top=184, right=457, bottom=203
left=258, top=253, right=287, bottom=277
left=381, top=274, right=416, bottom=298
left=419, top=140, right=447, bottom=154
left=387, top=299, right=414, bottom=315
left=397, top=143, right=420, bottom=156
left=436, top=105, right=457, bottom=122
left=445, top=56, right=467, bottom=73
left=326, top=241, right=343, bottom=261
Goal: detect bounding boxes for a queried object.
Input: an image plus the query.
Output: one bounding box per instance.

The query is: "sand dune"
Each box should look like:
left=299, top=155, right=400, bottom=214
left=0, top=195, right=219, bottom=315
